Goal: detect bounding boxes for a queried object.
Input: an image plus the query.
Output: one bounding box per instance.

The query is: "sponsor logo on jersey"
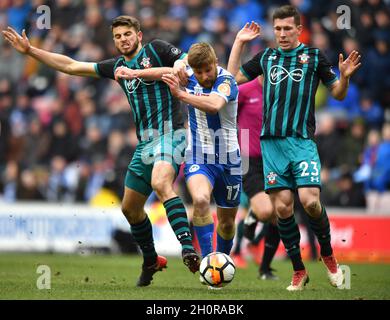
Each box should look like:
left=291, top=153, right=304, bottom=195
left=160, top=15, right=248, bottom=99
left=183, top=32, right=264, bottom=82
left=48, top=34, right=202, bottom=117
left=269, top=65, right=304, bottom=85
left=189, top=164, right=200, bottom=173
left=268, top=55, right=277, bottom=61
left=298, top=53, right=310, bottom=64
left=140, top=57, right=152, bottom=69
left=267, top=172, right=277, bottom=185
left=125, top=79, right=138, bottom=92
left=124, top=78, right=155, bottom=93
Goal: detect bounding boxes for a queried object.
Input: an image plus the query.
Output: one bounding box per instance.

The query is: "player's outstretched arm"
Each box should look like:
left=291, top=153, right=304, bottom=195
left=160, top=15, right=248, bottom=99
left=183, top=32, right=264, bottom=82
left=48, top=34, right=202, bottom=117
left=162, top=73, right=226, bottom=114
left=330, top=50, right=361, bottom=100
left=114, top=66, right=173, bottom=81
left=2, top=27, right=97, bottom=77
left=227, top=21, right=260, bottom=84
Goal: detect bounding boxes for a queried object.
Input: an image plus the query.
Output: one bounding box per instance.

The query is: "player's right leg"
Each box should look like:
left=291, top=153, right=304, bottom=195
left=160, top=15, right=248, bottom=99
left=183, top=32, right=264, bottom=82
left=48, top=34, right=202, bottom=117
left=269, top=189, right=309, bottom=291
left=121, top=180, right=167, bottom=287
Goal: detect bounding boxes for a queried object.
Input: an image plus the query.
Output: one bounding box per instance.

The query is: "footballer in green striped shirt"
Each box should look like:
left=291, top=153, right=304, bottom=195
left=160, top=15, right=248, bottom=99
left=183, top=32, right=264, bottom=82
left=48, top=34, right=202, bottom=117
left=3, top=15, right=201, bottom=286
left=228, top=5, right=361, bottom=291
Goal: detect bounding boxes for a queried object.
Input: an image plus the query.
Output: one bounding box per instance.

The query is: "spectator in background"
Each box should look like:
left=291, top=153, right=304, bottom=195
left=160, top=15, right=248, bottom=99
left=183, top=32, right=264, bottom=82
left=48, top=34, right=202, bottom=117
left=359, top=91, right=384, bottom=130
left=331, top=169, right=366, bottom=207
left=16, top=168, right=45, bottom=201
left=0, top=42, right=25, bottom=83
left=229, top=0, right=264, bottom=32
left=0, top=161, right=19, bottom=202
left=337, top=118, right=366, bottom=172
left=46, top=118, right=77, bottom=162
left=154, top=15, right=181, bottom=46
left=354, top=129, right=381, bottom=191
left=180, top=15, right=211, bottom=52
left=368, top=123, right=390, bottom=193
left=19, top=117, right=50, bottom=168
left=368, top=31, right=390, bottom=106
left=316, top=113, right=342, bottom=169
left=326, top=68, right=361, bottom=120
left=6, top=0, right=31, bottom=33
left=46, top=155, right=78, bottom=202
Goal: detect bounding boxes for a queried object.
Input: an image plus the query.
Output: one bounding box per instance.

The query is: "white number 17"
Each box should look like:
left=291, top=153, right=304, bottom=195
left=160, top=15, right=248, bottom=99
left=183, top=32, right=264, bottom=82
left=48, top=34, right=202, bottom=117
left=227, top=184, right=240, bottom=201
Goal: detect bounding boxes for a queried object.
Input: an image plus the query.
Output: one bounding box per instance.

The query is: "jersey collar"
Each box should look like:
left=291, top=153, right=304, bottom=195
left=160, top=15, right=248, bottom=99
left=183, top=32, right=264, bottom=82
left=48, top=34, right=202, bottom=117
left=277, top=43, right=305, bottom=56
left=124, top=45, right=145, bottom=66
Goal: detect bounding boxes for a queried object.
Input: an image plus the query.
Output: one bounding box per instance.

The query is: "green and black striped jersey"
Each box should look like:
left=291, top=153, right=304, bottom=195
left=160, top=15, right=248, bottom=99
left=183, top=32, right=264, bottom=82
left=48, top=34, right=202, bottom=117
left=94, top=39, right=186, bottom=142
left=240, top=43, right=338, bottom=139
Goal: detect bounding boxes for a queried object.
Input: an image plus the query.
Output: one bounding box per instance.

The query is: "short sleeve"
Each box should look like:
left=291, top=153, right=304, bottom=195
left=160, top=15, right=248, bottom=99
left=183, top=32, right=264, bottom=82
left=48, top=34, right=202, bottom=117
left=211, top=75, right=238, bottom=102
left=149, top=39, right=186, bottom=67
left=240, top=50, right=265, bottom=81
left=317, top=50, right=338, bottom=87
left=94, top=58, right=120, bottom=80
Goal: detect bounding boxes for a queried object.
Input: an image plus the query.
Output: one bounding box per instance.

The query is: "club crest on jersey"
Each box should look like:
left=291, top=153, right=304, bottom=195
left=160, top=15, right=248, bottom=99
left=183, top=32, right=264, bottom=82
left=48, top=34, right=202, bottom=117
left=140, top=57, right=152, bottom=69
left=189, top=164, right=200, bottom=173
left=298, top=53, right=310, bottom=64
left=267, top=172, right=277, bottom=185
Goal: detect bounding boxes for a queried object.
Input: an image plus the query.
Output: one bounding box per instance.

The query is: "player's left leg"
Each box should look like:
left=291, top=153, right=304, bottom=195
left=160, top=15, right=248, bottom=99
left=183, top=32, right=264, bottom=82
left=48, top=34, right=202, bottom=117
left=231, top=194, right=248, bottom=268
left=212, top=164, right=242, bottom=256
left=298, top=187, right=344, bottom=287
left=292, top=137, right=343, bottom=287
left=216, top=206, right=239, bottom=255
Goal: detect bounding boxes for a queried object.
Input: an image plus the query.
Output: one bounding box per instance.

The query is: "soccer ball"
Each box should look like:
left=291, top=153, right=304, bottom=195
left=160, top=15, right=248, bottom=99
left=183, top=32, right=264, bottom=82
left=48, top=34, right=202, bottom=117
left=199, top=252, right=236, bottom=288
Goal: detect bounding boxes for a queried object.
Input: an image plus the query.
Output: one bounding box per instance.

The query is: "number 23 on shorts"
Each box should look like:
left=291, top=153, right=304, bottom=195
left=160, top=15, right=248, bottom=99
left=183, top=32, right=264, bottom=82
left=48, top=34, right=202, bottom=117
left=296, top=161, right=321, bottom=185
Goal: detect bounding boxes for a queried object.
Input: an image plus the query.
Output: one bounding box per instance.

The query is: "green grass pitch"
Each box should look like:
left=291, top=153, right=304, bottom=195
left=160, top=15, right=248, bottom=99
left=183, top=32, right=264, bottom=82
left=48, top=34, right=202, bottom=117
left=0, top=253, right=389, bottom=300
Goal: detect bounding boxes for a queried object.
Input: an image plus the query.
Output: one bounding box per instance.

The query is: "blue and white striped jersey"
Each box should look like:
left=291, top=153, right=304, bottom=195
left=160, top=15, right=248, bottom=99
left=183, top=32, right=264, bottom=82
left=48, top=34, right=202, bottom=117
left=185, top=66, right=240, bottom=164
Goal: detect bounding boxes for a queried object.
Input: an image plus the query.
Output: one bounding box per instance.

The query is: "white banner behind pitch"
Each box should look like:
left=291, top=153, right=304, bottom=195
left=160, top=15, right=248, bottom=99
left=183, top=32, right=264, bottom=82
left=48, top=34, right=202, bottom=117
left=0, top=202, right=181, bottom=255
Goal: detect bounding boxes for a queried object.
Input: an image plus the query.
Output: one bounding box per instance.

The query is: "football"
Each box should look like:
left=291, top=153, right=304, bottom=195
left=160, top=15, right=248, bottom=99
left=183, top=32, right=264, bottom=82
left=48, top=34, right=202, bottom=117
left=199, top=252, right=236, bottom=287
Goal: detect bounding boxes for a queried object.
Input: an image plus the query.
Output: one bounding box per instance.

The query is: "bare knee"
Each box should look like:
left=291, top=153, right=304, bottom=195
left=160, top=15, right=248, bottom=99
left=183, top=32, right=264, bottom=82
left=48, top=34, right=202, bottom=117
left=274, top=202, right=294, bottom=219
left=192, top=194, right=211, bottom=215
left=151, top=177, right=173, bottom=202
left=302, top=200, right=322, bottom=218
left=252, top=203, right=275, bottom=222
left=218, top=218, right=235, bottom=235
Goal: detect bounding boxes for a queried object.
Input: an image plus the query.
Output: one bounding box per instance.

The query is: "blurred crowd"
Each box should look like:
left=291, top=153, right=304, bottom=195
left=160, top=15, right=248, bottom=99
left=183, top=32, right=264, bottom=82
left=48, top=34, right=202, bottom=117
left=0, top=0, right=389, bottom=210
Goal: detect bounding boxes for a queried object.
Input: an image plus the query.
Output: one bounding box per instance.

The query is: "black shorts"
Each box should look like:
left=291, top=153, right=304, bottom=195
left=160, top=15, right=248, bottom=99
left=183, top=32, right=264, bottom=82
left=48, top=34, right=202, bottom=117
left=242, top=156, right=265, bottom=199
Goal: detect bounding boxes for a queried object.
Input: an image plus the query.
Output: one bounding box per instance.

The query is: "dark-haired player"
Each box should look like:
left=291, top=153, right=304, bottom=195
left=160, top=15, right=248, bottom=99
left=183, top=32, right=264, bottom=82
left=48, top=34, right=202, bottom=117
left=3, top=15, right=200, bottom=287
left=228, top=5, right=361, bottom=290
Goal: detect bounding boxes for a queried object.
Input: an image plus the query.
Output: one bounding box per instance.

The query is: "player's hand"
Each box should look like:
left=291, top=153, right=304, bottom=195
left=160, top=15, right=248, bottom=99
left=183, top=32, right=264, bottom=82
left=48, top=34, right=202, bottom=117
left=161, top=73, right=182, bottom=97
left=2, top=27, right=31, bottom=54
left=172, top=60, right=188, bottom=86
left=235, top=21, right=261, bottom=43
left=114, top=66, right=139, bottom=81
left=338, top=50, right=361, bottom=79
